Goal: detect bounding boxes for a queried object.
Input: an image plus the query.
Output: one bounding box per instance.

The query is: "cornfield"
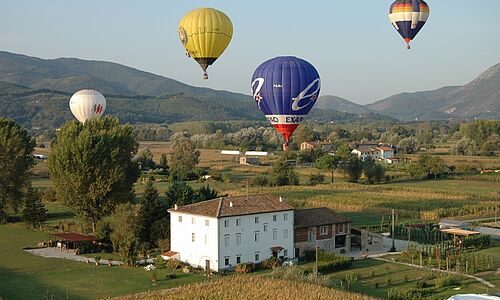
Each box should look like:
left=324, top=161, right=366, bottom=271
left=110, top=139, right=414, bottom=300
left=113, top=275, right=376, bottom=300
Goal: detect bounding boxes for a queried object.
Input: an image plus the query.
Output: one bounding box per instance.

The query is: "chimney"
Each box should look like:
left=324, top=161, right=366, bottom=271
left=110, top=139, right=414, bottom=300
left=174, top=204, right=178, bottom=210
left=279, top=196, right=283, bottom=202
left=229, top=201, right=233, bottom=208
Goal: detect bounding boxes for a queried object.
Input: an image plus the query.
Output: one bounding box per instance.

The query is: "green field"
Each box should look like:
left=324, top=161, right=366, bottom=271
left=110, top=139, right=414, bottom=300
left=0, top=221, right=206, bottom=299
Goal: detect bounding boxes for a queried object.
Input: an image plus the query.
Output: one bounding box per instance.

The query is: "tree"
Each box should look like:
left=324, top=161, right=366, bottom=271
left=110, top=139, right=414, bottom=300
left=345, top=155, right=363, bottom=183
left=362, top=157, right=377, bottom=184
left=197, top=185, right=218, bottom=201
left=169, top=137, right=200, bottom=180
left=373, top=164, right=386, bottom=183
left=48, top=116, right=140, bottom=231
left=0, top=118, right=36, bottom=223
left=165, top=181, right=198, bottom=207
left=292, top=125, right=319, bottom=145
left=271, top=157, right=299, bottom=186
left=315, top=155, right=339, bottom=183
left=22, top=187, right=47, bottom=229
left=136, top=180, right=168, bottom=249
left=398, top=137, right=418, bottom=154
left=159, top=153, right=169, bottom=175
left=135, top=148, right=156, bottom=170
left=110, top=203, right=138, bottom=266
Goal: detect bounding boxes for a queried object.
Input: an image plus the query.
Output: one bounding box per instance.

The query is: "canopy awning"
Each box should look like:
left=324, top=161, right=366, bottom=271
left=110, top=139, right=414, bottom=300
left=49, top=233, right=97, bottom=242
left=440, top=228, right=480, bottom=237
left=270, top=246, right=284, bottom=251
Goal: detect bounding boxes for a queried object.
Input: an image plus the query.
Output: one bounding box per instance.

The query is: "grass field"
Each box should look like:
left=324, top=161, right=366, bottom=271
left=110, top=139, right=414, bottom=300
left=0, top=220, right=206, bottom=299
left=327, top=259, right=494, bottom=300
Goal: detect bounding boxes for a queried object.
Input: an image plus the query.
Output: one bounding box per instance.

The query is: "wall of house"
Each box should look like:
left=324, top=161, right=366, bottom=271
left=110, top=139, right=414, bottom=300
left=170, top=212, right=219, bottom=271
left=218, top=210, right=294, bottom=270
left=294, top=223, right=351, bottom=256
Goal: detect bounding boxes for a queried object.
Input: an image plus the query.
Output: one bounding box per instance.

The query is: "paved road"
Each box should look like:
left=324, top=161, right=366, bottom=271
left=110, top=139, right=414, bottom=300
left=25, top=247, right=154, bottom=266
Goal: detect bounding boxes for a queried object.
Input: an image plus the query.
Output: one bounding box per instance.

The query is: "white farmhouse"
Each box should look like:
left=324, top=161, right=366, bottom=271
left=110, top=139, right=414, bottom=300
left=168, top=194, right=294, bottom=271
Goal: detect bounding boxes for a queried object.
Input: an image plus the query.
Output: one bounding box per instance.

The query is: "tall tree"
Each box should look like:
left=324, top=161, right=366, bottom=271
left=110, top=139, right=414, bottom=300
left=135, top=148, right=156, bottom=170
left=159, top=153, right=169, bottom=175
left=271, top=157, right=299, bottom=186
left=22, top=187, right=47, bottom=229
left=362, top=157, right=377, bottom=184
left=169, top=137, right=200, bottom=180
left=197, top=185, right=218, bottom=201
left=165, top=181, right=197, bottom=207
left=48, top=116, right=139, bottom=231
left=136, top=180, right=168, bottom=249
left=0, top=118, right=36, bottom=223
left=345, top=155, right=363, bottom=183
left=315, top=155, right=339, bottom=183
left=110, top=203, right=138, bottom=266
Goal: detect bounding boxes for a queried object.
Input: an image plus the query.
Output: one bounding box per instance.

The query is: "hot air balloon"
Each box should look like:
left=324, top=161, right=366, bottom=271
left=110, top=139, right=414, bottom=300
left=178, top=8, right=233, bottom=79
left=251, top=56, right=321, bottom=151
left=389, top=0, right=430, bottom=49
left=69, top=89, right=106, bottom=123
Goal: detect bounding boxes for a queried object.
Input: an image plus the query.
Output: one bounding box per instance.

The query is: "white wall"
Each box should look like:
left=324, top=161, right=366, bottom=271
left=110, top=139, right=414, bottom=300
left=170, top=211, right=219, bottom=270
left=217, top=210, right=294, bottom=270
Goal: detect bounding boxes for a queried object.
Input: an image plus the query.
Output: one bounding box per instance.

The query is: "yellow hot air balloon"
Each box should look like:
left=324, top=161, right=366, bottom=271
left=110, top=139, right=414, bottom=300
left=178, top=8, right=233, bottom=80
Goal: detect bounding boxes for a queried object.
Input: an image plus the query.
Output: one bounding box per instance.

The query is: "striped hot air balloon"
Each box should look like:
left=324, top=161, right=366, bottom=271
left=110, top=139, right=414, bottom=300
left=389, top=0, right=430, bottom=49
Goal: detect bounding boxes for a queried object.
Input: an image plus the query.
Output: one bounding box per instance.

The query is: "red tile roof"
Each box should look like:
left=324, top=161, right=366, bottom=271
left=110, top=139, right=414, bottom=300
left=377, top=147, right=394, bottom=151
left=161, top=251, right=179, bottom=257
left=294, top=208, right=350, bottom=228
left=168, top=194, right=294, bottom=218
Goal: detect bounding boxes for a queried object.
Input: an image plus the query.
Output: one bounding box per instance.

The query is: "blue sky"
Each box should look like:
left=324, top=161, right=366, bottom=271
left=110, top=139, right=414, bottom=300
left=1, top=1, right=499, bottom=104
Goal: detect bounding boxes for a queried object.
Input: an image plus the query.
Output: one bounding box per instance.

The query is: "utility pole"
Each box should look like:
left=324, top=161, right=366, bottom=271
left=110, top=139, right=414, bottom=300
left=390, top=209, right=396, bottom=252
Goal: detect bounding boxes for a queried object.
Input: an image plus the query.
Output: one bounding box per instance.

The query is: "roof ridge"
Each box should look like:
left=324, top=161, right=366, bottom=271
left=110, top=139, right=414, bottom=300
left=216, top=197, right=223, bottom=218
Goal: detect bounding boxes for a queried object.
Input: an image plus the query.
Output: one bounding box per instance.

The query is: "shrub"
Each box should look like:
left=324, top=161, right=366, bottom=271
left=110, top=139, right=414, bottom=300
left=252, top=175, right=270, bottom=187
left=308, top=173, right=325, bottom=186
left=235, top=263, right=254, bottom=273
left=434, top=275, right=460, bottom=288
left=76, top=241, right=100, bottom=254
left=261, top=257, right=281, bottom=269
left=387, top=288, right=425, bottom=300
left=463, top=235, right=491, bottom=249
left=167, top=258, right=182, bottom=270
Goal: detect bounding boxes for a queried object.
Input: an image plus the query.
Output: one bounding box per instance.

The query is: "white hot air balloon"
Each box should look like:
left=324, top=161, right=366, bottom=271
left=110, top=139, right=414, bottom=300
left=69, top=89, right=106, bottom=123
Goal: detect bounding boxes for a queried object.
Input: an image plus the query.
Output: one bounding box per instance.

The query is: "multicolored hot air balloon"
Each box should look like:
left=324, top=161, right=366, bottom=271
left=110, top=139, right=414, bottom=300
left=69, top=89, right=106, bottom=123
left=251, top=56, right=321, bottom=150
left=178, top=8, right=233, bottom=79
left=389, top=0, right=430, bottom=49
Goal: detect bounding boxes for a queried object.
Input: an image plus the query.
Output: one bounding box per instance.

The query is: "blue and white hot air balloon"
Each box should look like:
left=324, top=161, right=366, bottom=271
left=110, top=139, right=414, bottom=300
left=251, top=56, right=321, bottom=150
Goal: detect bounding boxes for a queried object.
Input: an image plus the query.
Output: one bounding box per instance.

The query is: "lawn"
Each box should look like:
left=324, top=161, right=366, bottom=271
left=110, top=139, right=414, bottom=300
left=327, top=259, right=493, bottom=300
left=0, top=222, right=206, bottom=299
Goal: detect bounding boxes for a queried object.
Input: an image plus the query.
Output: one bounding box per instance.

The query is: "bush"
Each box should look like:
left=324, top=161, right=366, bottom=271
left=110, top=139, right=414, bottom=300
left=235, top=263, right=254, bottom=273
left=76, top=241, right=100, bottom=254
left=308, top=173, right=325, bottom=186
left=261, top=257, right=281, bottom=269
left=387, top=288, right=426, bottom=300
left=463, top=235, right=491, bottom=249
left=251, top=175, right=270, bottom=187
left=434, top=275, right=460, bottom=288
left=155, top=255, right=168, bottom=269
left=167, top=258, right=183, bottom=270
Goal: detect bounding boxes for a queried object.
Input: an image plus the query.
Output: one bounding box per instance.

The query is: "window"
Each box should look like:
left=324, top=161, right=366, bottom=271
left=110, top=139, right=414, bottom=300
left=283, top=249, right=288, bottom=257
left=255, top=217, right=259, bottom=224
left=178, top=216, right=182, bottom=222
left=254, top=252, right=260, bottom=261
left=236, top=256, right=241, bottom=264
left=320, top=226, right=328, bottom=235
left=191, top=232, right=195, bottom=242
left=224, top=257, right=229, bottom=266
left=224, top=235, right=229, bottom=247
left=254, top=231, right=260, bottom=242
left=272, top=229, right=277, bottom=240
left=283, top=229, right=288, bottom=239
left=236, top=218, right=241, bottom=226
left=263, top=223, right=268, bottom=232
left=205, top=220, right=209, bottom=226
left=224, top=220, right=229, bottom=227
left=191, top=217, right=196, bottom=224
left=284, top=213, right=288, bottom=221
left=236, top=233, right=241, bottom=246
left=273, top=215, right=277, bottom=222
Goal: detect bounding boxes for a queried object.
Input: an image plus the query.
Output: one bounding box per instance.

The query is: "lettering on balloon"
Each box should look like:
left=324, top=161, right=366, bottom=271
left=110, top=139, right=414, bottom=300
left=291, top=78, right=321, bottom=111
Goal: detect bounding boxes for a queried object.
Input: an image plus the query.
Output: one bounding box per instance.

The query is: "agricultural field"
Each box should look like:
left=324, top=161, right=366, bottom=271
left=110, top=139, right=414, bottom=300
left=113, top=275, right=376, bottom=300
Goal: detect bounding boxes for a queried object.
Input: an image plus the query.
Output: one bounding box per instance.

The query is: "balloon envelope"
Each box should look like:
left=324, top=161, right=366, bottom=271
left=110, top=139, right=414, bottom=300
left=389, top=0, right=429, bottom=48
left=251, top=56, right=320, bottom=146
left=69, top=89, right=106, bottom=123
left=178, top=7, right=233, bottom=79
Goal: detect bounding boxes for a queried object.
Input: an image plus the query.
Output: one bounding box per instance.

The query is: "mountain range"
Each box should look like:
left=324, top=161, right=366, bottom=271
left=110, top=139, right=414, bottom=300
left=0, top=51, right=498, bottom=131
